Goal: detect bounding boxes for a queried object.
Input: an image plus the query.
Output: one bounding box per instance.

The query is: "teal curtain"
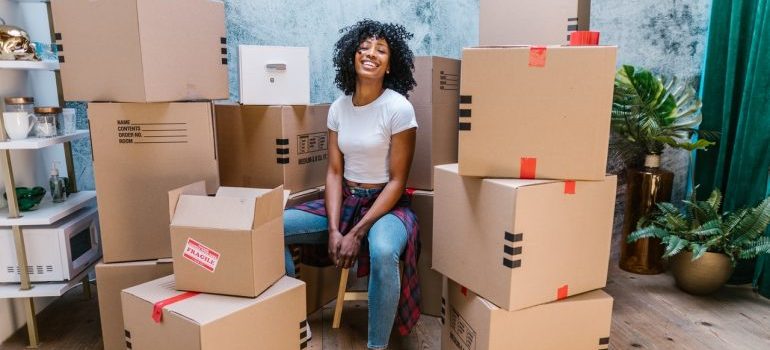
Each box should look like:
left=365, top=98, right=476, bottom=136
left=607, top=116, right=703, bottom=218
left=693, top=0, right=770, bottom=290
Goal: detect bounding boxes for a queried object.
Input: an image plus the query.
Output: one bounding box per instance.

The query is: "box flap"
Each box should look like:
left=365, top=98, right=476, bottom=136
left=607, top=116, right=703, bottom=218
left=216, top=186, right=291, bottom=209
left=123, top=275, right=304, bottom=325
left=171, top=194, right=256, bottom=230
left=168, top=181, right=208, bottom=222
left=436, top=164, right=559, bottom=189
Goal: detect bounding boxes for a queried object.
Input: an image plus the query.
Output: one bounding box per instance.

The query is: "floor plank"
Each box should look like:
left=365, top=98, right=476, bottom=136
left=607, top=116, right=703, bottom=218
left=2, top=265, right=769, bottom=349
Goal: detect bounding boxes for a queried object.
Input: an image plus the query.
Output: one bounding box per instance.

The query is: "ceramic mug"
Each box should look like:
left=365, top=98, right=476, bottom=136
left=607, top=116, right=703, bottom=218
left=2, top=111, right=36, bottom=140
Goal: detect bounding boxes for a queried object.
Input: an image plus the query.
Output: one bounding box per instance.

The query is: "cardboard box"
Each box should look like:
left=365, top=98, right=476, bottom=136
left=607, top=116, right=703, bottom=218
left=432, top=164, right=616, bottom=311
left=95, top=259, right=173, bottom=350
left=479, top=0, right=591, bottom=45
left=286, top=187, right=322, bottom=208
left=215, top=104, right=329, bottom=193
left=407, top=56, right=460, bottom=190
left=168, top=181, right=286, bottom=297
left=90, top=102, right=220, bottom=263
left=239, top=45, right=310, bottom=105
left=298, top=263, right=340, bottom=314
left=411, top=190, right=444, bottom=316
left=122, top=275, right=309, bottom=350
left=458, top=46, right=617, bottom=180
left=51, top=0, right=228, bottom=102
left=442, top=280, right=612, bottom=350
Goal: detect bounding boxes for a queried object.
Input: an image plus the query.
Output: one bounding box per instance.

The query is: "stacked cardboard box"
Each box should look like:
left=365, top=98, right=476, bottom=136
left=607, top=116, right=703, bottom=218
left=479, top=0, right=591, bottom=46
left=434, top=45, right=618, bottom=349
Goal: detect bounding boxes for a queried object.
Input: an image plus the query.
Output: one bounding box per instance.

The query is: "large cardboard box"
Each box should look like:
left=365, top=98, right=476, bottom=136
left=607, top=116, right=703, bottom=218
left=168, top=181, right=286, bottom=297
left=480, top=0, right=591, bottom=45
left=407, top=56, right=460, bottom=190
left=90, top=102, right=219, bottom=263
left=215, top=104, right=329, bottom=193
left=239, top=45, right=310, bottom=105
left=96, top=260, right=173, bottom=350
left=411, top=190, right=444, bottom=316
left=299, top=264, right=340, bottom=314
left=442, top=280, right=612, bottom=350
left=432, top=164, right=616, bottom=311
left=51, top=0, right=228, bottom=102
left=458, top=46, right=617, bottom=180
left=122, top=275, right=309, bottom=350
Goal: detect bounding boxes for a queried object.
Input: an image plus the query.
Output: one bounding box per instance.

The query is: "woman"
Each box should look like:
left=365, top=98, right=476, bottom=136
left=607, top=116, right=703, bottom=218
left=283, top=19, right=420, bottom=349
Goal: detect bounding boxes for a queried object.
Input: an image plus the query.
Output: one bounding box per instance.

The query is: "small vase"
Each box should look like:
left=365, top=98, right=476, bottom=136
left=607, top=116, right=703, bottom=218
left=670, top=251, right=733, bottom=295
left=619, top=154, right=674, bottom=274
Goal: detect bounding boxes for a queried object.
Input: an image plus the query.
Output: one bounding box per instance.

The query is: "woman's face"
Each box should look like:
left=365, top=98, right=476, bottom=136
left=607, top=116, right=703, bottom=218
left=354, top=36, right=390, bottom=83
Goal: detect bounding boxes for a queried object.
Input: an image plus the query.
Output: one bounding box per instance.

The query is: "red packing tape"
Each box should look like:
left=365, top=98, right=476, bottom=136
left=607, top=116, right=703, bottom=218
left=528, top=46, right=547, bottom=67
left=520, top=157, right=537, bottom=179
left=460, top=286, right=468, bottom=297
left=557, top=285, right=569, bottom=300
left=569, top=31, right=601, bottom=46
left=564, top=180, right=576, bottom=194
left=152, top=292, right=200, bottom=323
left=405, top=187, right=416, bottom=197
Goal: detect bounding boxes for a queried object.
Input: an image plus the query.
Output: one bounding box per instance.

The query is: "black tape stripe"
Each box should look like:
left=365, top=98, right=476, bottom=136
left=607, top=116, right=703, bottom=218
left=504, top=232, right=523, bottom=242
left=276, top=148, right=289, bottom=155
left=504, top=245, right=523, bottom=255
left=599, top=337, right=610, bottom=345
left=440, top=70, right=459, bottom=76
left=441, top=297, right=445, bottom=305
left=277, top=157, right=289, bottom=164
left=300, top=320, right=308, bottom=328
left=221, top=58, right=228, bottom=65
left=459, top=95, right=472, bottom=104
left=220, top=37, right=227, bottom=44
left=126, top=341, right=133, bottom=349
left=276, top=138, right=289, bottom=145
left=458, top=122, right=471, bottom=131
left=459, top=109, right=471, bottom=117
left=125, top=330, right=131, bottom=338
left=221, top=47, right=227, bottom=55
left=503, top=258, right=522, bottom=269
left=568, top=24, right=578, bottom=31
left=301, top=341, right=308, bottom=349
left=58, top=56, right=65, bottom=63
left=55, top=32, right=62, bottom=40
left=440, top=317, right=445, bottom=325
left=568, top=17, right=579, bottom=22
left=56, top=44, right=63, bottom=52
left=300, top=330, right=307, bottom=339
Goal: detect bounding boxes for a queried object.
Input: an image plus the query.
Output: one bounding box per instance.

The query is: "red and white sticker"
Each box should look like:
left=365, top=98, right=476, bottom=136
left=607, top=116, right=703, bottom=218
left=183, top=238, right=220, bottom=273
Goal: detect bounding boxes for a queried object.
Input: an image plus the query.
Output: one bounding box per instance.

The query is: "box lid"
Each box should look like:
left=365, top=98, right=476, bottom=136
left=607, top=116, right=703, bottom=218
left=123, top=275, right=304, bottom=325
left=436, top=164, right=560, bottom=189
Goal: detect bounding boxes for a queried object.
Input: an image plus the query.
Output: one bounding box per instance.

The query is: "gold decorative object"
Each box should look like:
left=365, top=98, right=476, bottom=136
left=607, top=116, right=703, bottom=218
left=670, top=251, right=733, bottom=295
left=0, top=17, right=39, bottom=61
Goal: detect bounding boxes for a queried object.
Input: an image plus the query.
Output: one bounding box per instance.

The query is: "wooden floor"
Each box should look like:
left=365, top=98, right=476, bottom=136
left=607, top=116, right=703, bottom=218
left=2, top=264, right=770, bottom=349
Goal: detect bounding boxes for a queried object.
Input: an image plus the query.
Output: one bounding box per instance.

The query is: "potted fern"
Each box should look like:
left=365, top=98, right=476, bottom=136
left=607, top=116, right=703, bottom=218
left=628, top=189, right=770, bottom=294
left=612, top=65, right=714, bottom=274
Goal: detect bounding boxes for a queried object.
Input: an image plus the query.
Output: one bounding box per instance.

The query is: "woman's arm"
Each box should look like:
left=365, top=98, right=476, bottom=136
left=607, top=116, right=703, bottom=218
left=325, top=130, right=345, bottom=263
left=337, top=127, right=417, bottom=268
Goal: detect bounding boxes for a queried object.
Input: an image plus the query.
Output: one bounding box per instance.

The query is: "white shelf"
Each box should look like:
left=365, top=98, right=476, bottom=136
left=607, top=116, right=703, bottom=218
left=0, top=262, right=94, bottom=298
left=0, top=60, right=59, bottom=71
left=0, top=191, right=96, bottom=226
left=0, top=130, right=89, bottom=150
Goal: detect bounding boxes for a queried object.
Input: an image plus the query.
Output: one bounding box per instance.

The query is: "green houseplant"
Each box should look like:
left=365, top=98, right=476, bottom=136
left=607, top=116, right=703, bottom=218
left=628, top=189, right=770, bottom=294
left=612, top=65, right=715, bottom=274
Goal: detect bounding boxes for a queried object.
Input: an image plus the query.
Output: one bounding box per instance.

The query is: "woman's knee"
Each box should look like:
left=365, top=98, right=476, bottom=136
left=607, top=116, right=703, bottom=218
left=368, top=215, right=407, bottom=264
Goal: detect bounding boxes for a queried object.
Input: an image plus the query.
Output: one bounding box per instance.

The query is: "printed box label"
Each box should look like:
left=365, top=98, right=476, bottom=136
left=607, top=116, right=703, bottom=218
left=182, top=237, right=220, bottom=272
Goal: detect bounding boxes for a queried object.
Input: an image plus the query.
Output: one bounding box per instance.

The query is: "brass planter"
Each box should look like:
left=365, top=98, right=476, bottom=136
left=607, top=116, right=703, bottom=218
left=670, top=251, right=733, bottom=295
left=619, top=154, right=674, bottom=274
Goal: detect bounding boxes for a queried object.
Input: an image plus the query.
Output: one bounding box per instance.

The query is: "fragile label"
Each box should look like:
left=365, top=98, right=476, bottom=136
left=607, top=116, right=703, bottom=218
left=182, top=238, right=220, bottom=272
left=449, top=307, right=476, bottom=350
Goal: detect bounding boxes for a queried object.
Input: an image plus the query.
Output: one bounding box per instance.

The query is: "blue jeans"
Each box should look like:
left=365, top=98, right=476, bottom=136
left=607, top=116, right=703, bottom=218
left=284, top=193, right=407, bottom=349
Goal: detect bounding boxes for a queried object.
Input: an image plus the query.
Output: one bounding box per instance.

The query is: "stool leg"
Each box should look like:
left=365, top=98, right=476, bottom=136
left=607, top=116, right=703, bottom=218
left=332, top=268, right=350, bottom=328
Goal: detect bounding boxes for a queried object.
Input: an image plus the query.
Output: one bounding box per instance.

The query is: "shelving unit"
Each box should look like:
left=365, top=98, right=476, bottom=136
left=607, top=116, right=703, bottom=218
left=2, top=1, right=89, bottom=348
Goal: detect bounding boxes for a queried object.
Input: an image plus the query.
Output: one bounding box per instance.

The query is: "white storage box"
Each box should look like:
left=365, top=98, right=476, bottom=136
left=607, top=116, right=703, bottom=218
left=238, top=45, right=310, bottom=105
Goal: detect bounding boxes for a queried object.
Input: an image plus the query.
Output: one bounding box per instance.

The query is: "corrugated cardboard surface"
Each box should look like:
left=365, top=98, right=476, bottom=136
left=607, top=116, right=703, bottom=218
left=95, top=260, right=173, bottom=350
left=480, top=0, right=590, bottom=46
left=411, top=190, right=444, bottom=316
left=90, top=102, right=219, bottom=263
left=51, top=0, right=228, bottom=102
left=407, top=56, right=460, bottom=190
left=458, top=46, right=617, bottom=180
left=238, top=45, right=310, bottom=105
left=122, top=275, right=307, bottom=350
left=170, top=185, right=285, bottom=297
left=299, top=264, right=340, bottom=314
left=442, top=280, right=612, bottom=350
left=432, top=164, right=616, bottom=311
left=215, top=104, right=329, bottom=194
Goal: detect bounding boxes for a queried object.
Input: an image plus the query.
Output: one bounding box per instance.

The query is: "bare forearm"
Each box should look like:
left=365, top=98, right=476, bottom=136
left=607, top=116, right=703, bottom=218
left=325, top=171, right=343, bottom=232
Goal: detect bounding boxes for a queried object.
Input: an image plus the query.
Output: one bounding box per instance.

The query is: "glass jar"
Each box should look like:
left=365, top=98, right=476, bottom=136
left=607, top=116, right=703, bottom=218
left=33, top=106, right=60, bottom=138
left=4, top=97, right=35, bottom=114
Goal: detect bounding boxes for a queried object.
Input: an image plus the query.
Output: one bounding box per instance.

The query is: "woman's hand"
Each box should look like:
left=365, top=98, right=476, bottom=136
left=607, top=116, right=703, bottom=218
left=337, top=228, right=364, bottom=268
left=328, top=229, right=344, bottom=265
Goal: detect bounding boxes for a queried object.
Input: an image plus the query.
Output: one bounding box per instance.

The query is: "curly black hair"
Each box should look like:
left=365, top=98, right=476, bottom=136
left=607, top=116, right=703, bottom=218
left=333, top=19, right=416, bottom=97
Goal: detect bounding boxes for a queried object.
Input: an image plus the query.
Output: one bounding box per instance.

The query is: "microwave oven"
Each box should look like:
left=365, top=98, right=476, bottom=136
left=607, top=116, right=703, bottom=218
left=0, top=207, right=101, bottom=282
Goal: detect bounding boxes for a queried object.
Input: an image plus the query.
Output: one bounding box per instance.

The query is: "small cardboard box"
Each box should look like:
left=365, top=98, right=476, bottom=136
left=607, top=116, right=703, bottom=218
left=298, top=263, right=340, bottom=314
left=407, top=56, right=461, bottom=190
left=215, top=104, right=330, bottom=194
left=238, top=45, right=310, bottom=105
left=411, top=190, right=445, bottom=316
left=458, top=46, right=617, bottom=180
left=432, top=164, right=616, bottom=311
left=51, top=0, right=228, bottom=102
left=442, top=280, right=612, bottom=350
left=480, top=0, right=591, bottom=45
left=95, top=260, right=173, bottom=350
left=168, top=181, right=286, bottom=297
left=122, top=275, right=309, bottom=350
left=89, top=102, right=220, bottom=263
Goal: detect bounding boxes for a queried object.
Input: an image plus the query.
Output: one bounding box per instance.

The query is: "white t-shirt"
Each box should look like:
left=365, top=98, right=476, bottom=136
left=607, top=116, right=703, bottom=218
left=327, top=89, right=418, bottom=184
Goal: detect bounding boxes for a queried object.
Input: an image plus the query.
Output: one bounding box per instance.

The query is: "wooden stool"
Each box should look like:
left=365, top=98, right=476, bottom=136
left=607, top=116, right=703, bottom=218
left=332, top=264, right=403, bottom=328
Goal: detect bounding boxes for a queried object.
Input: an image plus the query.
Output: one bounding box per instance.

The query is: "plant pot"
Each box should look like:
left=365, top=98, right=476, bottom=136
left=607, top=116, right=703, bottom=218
left=670, top=251, right=733, bottom=295
left=619, top=154, right=674, bottom=274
